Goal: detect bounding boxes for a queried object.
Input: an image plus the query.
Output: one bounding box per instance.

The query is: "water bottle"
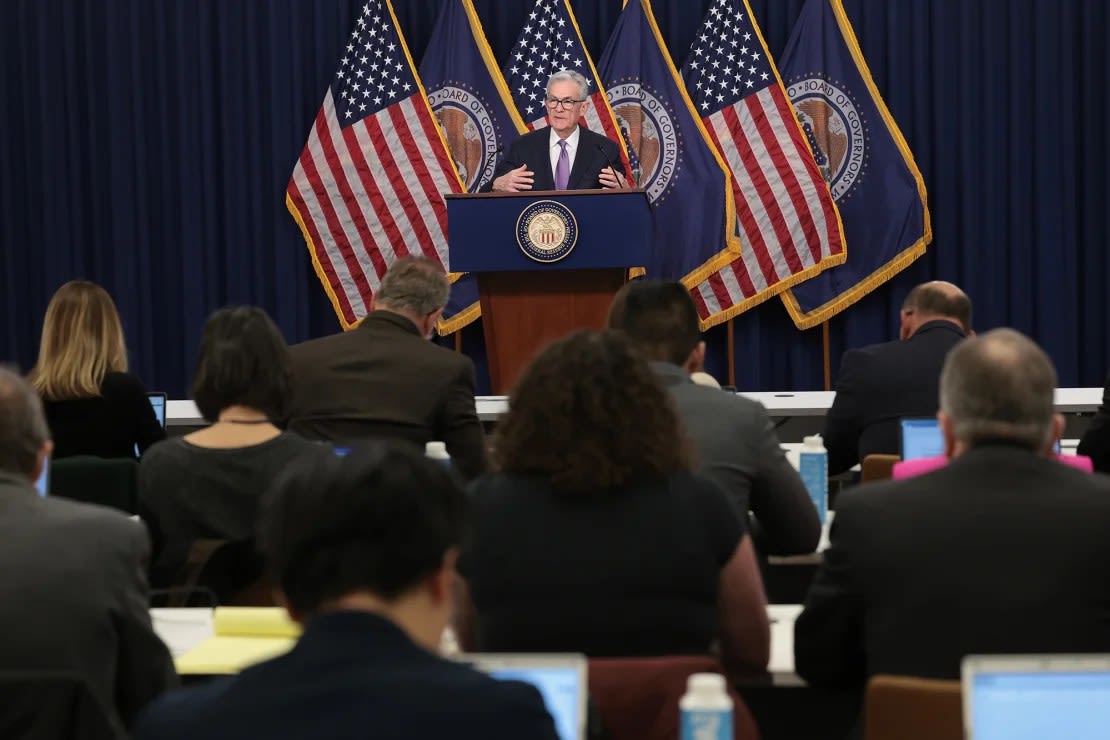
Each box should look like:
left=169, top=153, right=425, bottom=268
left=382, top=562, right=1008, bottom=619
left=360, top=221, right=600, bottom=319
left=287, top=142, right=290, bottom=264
left=680, top=673, right=732, bottom=740
left=425, top=441, right=451, bottom=467
left=799, top=434, right=828, bottom=525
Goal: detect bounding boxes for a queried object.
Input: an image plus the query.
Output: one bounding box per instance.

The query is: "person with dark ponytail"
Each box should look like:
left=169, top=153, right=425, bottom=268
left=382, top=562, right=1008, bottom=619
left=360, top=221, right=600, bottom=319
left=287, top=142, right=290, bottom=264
left=138, top=306, right=322, bottom=588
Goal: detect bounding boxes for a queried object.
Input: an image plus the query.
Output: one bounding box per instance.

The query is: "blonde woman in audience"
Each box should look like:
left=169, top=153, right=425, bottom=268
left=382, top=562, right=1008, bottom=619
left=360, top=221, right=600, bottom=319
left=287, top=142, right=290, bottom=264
left=138, top=306, right=322, bottom=589
left=30, top=279, right=164, bottom=459
left=456, top=330, right=770, bottom=676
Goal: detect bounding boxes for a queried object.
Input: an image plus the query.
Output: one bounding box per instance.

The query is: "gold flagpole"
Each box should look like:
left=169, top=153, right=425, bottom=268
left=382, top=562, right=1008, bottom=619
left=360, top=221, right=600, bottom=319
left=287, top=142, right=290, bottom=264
left=727, top=319, right=736, bottom=387
left=822, top=320, right=832, bottom=391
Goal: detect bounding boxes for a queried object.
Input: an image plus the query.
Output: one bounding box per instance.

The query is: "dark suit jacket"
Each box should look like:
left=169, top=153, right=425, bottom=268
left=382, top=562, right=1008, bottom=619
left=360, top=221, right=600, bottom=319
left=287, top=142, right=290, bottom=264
left=286, top=311, right=485, bottom=479
left=0, top=472, right=176, bottom=732
left=134, top=611, right=559, bottom=740
left=823, top=320, right=966, bottom=474
left=1077, top=372, right=1110, bottom=473
left=651, top=362, right=820, bottom=556
left=795, top=444, right=1110, bottom=687
left=482, top=125, right=622, bottom=191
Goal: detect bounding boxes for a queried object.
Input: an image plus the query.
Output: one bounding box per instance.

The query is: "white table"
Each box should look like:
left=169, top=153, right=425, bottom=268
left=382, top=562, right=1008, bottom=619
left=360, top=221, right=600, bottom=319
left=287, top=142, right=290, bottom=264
left=768, top=604, right=802, bottom=686
left=151, top=607, right=214, bottom=657
left=166, top=388, right=1104, bottom=427
left=151, top=605, right=805, bottom=684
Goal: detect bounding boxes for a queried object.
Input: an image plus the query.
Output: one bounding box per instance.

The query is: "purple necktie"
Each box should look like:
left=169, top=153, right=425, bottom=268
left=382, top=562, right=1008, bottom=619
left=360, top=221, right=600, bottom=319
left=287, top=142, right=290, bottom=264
left=555, top=140, right=569, bottom=190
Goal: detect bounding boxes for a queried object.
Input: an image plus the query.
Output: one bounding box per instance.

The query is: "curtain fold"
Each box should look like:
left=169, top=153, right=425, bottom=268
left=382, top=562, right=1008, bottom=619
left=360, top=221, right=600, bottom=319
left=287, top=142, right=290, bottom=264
left=2, top=0, right=1107, bottom=395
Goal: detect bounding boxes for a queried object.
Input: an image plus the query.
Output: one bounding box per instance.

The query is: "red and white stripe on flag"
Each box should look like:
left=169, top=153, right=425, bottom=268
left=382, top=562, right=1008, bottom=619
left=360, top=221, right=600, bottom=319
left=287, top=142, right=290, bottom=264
left=680, top=0, right=844, bottom=327
left=694, top=85, right=843, bottom=322
left=286, top=0, right=462, bottom=330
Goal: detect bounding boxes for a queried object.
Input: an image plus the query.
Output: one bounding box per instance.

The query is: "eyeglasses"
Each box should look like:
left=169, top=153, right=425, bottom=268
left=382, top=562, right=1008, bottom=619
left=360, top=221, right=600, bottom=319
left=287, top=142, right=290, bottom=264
left=545, top=97, right=585, bottom=110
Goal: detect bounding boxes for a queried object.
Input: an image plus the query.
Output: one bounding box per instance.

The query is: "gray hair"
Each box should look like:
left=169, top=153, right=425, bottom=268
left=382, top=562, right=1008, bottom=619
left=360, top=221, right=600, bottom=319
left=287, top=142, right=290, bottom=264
left=375, top=257, right=450, bottom=316
left=939, top=328, right=1056, bottom=451
left=903, top=281, right=973, bottom=332
left=0, top=367, right=51, bottom=478
left=546, top=70, right=589, bottom=100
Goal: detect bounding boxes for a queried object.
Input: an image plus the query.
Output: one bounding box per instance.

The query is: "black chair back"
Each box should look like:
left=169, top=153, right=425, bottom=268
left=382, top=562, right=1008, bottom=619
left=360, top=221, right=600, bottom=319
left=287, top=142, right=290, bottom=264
left=49, top=456, right=139, bottom=514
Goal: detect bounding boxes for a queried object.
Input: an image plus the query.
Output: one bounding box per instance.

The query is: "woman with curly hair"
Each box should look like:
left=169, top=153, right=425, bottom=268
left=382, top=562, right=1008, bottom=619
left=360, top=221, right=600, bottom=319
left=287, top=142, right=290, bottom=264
left=31, top=280, right=165, bottom=459
left=457, top=330, right=769, bottom=675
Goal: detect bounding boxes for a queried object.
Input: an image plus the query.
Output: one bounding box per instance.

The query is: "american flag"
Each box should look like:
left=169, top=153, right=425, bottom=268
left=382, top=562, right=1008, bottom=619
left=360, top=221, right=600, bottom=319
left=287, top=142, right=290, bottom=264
left=503, top=0, right=632, bottom=177
left=681, top=0, right=844, bottom=327
left=286, top=0, right=462, bottom=329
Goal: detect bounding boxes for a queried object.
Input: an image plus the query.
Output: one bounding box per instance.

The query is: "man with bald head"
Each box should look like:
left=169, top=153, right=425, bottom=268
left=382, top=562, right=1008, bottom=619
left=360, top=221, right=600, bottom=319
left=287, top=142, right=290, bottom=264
left=796, top=329, right=1110, bottom=686
left=823, top=281, right=972, bottom=474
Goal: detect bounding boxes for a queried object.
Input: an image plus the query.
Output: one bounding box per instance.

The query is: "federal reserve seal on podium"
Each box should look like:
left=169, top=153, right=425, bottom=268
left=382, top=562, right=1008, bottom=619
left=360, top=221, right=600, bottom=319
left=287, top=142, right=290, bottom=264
left=515, top=200, right=579, bottom=263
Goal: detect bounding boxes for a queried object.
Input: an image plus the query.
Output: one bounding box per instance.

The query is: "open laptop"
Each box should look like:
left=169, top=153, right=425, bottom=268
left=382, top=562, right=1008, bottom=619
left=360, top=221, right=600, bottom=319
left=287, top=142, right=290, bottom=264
left=34, top=451, right=50, bottom=496
left=147, top=392, right=167, bottom=429
left=135, top=392, right=168, bottom=457
left=901, top=416, right=1061, bottom=461
left=963, top=654, right=1110, bottom=739
left=463, top=654, right=587, bottom=740
left=900, top=417, right=944, bottom=461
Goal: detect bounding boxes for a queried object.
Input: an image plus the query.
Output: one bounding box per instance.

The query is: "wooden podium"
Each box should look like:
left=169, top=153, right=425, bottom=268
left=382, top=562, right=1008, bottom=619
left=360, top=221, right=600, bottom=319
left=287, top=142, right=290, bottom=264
left=446, top=189, right=651, bottom=394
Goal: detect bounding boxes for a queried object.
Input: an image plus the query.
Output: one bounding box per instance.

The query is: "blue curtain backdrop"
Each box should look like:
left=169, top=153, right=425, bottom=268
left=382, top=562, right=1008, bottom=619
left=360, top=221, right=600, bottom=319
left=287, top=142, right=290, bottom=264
left=2, top=0, right=1108, bottom=396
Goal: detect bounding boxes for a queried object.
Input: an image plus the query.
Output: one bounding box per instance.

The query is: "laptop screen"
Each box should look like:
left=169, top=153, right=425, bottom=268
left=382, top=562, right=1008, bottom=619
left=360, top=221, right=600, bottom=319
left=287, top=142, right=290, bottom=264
left=34, top=452, right=50, bottom=496
left=147, top=393, right=167, bottom=429
left=135, top=393, right=169, bottom=457
left=969, top=668, right=1110, bottom=739
left=467, top=655, right=586, bottom=740
left=900, top=417, right=944, bottom=461
left=900, top=417, right=1062, bottom=460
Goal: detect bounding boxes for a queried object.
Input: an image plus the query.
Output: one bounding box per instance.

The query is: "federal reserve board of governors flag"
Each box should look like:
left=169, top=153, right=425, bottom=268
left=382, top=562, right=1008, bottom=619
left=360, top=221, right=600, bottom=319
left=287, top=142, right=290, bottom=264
left=779, top=0, right=931, bottom=329
left=419, top=0, right=527, bottom=332
left=286, top=1, right=464, bottom=331
left=682, top=0, right=845, bottom=329
left=504, top=0, right=632, bottom=180
left=598, top=0, right=740, bottom=284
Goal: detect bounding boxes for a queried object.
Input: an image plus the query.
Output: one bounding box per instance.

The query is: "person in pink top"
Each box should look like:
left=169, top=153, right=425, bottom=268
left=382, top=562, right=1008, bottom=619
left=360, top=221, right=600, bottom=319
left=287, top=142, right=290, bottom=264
left=892, top=452, right=1092, bottom=479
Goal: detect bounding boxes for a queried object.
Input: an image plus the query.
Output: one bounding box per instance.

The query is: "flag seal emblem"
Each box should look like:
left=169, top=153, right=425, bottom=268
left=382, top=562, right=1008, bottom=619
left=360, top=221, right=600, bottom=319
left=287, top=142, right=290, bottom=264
left=787, top=76, right=868, bottom=201
left=427, top=82, right=504, bottom=191
left=516, top=200, right=579, bottom=263
left=605, top=81, right=681, bottom=205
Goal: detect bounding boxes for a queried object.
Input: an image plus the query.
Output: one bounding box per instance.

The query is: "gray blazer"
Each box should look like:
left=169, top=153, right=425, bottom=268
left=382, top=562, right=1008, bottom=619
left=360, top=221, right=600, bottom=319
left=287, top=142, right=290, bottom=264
left=652, top=362, right=820, bottom=555
left=0, top=471, right=176, bottom=731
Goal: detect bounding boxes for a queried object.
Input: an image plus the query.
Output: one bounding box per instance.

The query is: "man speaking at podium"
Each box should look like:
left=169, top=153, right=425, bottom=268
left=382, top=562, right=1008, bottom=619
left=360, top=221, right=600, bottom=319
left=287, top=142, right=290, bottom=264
left=484, top=70, right=627, bottom=192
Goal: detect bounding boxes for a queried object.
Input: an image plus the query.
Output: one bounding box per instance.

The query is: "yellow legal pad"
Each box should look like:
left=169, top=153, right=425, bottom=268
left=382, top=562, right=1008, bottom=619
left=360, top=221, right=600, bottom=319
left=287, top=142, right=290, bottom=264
left=175, top=607, right=302, bottom=675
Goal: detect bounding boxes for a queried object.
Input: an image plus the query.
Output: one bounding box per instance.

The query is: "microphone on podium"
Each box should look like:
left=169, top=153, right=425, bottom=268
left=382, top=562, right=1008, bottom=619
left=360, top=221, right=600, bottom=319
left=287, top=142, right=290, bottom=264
left=596, top=144, right=627, bottom=189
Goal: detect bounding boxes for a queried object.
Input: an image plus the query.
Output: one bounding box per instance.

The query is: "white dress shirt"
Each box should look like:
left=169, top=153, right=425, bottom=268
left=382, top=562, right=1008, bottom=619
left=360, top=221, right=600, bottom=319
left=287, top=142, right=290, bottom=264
left=548, top=126, right=580, bottom=184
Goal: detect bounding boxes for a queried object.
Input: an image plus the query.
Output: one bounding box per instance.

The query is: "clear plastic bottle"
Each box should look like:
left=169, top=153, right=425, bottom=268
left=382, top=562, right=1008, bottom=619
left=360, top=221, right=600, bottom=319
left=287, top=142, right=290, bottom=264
left=679, top=673, right=732, bottom=740
left=424, top=441, right=451, bottom=467
left=799, top=434, right=828, bottom=524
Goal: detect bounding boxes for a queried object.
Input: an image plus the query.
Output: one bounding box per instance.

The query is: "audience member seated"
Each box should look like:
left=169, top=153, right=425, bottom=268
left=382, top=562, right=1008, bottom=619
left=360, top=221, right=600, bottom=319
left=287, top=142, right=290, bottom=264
left=1077, top=371, right=1110, bottom=473
left=134, top=444, right=559, bottom=740
left=30, top=280, right=165, bottom=458
left=609, top=281, right=820, bottom=556
left=0, top=368, right=175, bottom=732
left=285, top=257, right=485, bottom=480
left=823, top=281, right=970, bottom=474
left=138, top=307, right=323, bottom=589
left=795, top=329, right=1110, bottom=688
left=457, top=331, right=770, bottom=677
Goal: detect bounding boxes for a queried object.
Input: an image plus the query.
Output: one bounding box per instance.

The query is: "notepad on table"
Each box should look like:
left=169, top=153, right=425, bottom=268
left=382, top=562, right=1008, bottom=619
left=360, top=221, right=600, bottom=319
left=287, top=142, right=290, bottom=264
left=175, top=607, right=301, bottom=675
